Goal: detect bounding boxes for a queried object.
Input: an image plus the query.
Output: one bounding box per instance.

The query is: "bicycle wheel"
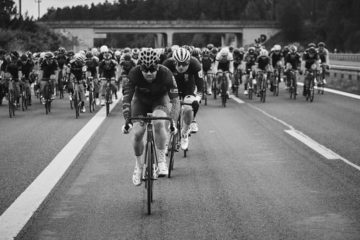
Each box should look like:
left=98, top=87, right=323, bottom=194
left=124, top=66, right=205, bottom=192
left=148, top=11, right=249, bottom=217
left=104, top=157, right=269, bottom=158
left=261, top=80, right=266, bottom=103
left=74, top=94, right=79, bottom=118
left=310, top=86, right=314, bottom=102
left=145, top=142, right=154, bottom=215
left=21, top=93, right=26, bottom=111
left=89, top=90, right=93, bottom=113
left=105, top=91, right=110, bottom=116
left=8, top=90, right=15, bottom=118
left=168, top=133, right=176, bottom=178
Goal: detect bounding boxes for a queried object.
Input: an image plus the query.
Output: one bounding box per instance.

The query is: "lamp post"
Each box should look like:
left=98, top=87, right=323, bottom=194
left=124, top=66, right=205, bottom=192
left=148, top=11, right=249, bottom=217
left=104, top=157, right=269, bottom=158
left=35, top=0, right=41, bottom=20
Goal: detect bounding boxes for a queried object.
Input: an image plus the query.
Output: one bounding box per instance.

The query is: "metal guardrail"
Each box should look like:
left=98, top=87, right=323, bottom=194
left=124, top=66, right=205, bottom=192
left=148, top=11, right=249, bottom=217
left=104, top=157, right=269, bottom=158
left=330, top=53, right=360, bottom=62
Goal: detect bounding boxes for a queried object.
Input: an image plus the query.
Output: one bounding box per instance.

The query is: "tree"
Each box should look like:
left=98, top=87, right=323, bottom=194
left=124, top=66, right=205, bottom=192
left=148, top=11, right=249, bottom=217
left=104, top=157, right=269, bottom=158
left=0, top=0, right=17, bottom=28
left=278, top=1, right=303, bottom=42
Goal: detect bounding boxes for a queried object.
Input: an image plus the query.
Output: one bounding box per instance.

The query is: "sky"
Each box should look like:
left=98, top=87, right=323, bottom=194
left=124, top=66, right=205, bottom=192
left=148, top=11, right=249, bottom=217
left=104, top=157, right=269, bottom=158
left=17, top=0, right=109, bottom=19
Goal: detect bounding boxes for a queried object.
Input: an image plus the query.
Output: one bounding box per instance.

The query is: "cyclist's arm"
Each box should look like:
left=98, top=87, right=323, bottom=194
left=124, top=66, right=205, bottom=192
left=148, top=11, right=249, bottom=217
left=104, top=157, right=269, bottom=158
left=168, top=76, right=180, bottom=123
left=122, top=69, right=136, bottom=122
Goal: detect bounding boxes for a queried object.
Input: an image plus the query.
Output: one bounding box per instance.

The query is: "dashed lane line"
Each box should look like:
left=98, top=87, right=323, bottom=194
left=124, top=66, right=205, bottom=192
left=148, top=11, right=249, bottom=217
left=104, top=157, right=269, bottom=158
left=0, top=94, right=122, bottom=240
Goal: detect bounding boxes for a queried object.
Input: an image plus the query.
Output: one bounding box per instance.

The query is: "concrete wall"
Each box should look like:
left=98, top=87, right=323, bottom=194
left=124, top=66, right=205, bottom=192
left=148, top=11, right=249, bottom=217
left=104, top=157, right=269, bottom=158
left=53, top=28, right=97, bottom=51
left=242, top=28, right=281, bottom=46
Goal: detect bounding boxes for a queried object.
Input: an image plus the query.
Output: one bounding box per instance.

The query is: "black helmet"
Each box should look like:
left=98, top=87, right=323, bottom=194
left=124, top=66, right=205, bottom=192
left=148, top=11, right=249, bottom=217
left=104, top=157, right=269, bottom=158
left=318, top=42, right=326, bottom=47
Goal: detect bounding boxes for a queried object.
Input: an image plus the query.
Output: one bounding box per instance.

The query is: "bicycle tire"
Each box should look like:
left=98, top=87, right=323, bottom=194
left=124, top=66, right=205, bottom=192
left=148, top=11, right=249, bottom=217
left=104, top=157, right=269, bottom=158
left=22, top=94, right=26, bottom=111
left=8, top=90, right=15, bottom=118
left=74, top=94, right=79, bottom=118
left=146, top=142, right=153, bottom=215
left=310, top=87, right=314, bottom=102
left=168, top=133, right=176, bottom=178
left=89, top=91, right=93, bottom=113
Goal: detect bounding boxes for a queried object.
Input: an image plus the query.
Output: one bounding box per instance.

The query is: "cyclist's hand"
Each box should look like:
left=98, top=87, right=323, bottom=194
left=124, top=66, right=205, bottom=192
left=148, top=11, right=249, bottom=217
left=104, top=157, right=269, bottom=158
left=122, top=121, right=133, bottom=134
left=169, top=121, right=177, bottom=135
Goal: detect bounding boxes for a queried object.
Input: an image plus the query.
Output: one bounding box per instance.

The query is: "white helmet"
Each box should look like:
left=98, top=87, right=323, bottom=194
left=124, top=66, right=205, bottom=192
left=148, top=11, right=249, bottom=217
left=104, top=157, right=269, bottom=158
left=219, top=47, right=230, bottom=56
left=273, top=44, right=281, bottom=51
left=260, top=49, right=269, bottom=56
left=91, top=48, right=99, bottom=56
left=100, top=45, right=109, bottom=53
left=173, top=47, right=191, bottom=63
left=114, top=50, right=121, bottom=57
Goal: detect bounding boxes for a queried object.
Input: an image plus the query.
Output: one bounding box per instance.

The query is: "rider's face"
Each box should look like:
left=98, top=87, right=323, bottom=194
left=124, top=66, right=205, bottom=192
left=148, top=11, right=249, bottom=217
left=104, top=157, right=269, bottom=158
left=141, top=65, right=158, bottom=82
left=175, top=61, right=190, bottom=73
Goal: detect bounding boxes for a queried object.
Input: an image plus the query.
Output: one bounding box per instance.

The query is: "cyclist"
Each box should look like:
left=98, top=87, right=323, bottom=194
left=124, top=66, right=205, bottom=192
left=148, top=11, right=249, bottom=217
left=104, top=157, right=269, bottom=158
left=56, top=47, right=69, bottom=94
left=284, top=45, right=301, bottom=92
left=121, top=48, right=180, bottom=185
left=232, top=48, right=244, bottom=92
left=214, top=47, right=234, bottom=97
left=131, top=48, right=140, bottom=65
left=317, top=42, right=330, bottom=85
left=68, top=53, right=87, bottom=113
left=1, top=51, right=22, bottom=107
left=269, top=44, right=284, bottom=92
left=39, top=52, right=58, bottom=103
left=85, top=51, right=100, bottom=105
left=98, top=50, right=118, bottom=106
left=163, top=47, right=203, bottom=150
left=201, top=48, right=214, bottom=95
left=255, top=49, right=271, bottom=96
left=302, top=45, right=319, bottom=96
left=19, top=53, right=34, bottom=106
left=243, top=46, right=258, bottom=95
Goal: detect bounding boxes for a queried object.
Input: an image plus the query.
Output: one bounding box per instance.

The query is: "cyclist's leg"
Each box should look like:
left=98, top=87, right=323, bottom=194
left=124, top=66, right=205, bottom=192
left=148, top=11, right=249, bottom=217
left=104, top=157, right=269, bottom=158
left=79, top=83, right=86, bottom=112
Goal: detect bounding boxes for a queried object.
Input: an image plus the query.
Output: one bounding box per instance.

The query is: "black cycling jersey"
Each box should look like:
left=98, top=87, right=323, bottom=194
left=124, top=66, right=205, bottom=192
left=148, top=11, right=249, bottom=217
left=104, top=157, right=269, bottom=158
left=120, top=60, right=136, bottom=75
left=99, top=59, right=117, bottom=79
left=41, top=59, right=58, bottom=79
left=163, top=56, right=203, bottom=98
left=285, top=52, right=301, bottom=70
left=2, top=59, right=21, bottom=79
left=303, top=51, right=319, bottom=69
left=85, top=57, right=98, bottom=77
left=69, top=60, right=84, bottom=81
left=257, top=56, right=270, bottom=71
left=122, top=65, right=179, bottom=121
left=19, top=59, right=34, bottom=79
left=270, top=52, right=283, bottom=68
left=56, top=54, right=68, bottom=69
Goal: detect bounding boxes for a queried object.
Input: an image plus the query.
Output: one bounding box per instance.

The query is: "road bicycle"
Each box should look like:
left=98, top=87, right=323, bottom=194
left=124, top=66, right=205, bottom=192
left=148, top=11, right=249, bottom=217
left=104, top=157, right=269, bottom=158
left=304, top=68, right=318, bottom=103
left=202, top=76, right=208, bottom=106
left=233, top=68, right=242, bottom=97
left=127, top=114, right=174, bottom=215
left=288, top=69, right=297, bottom=100
left=87, top=76, right=96, bottom=113
left=104, top=77, right=114, bottom=116
left=318, top=63, right=328, bottom=95
left=272, top=66, right=281, bottom=96
left=20, top=78, right=30, bottom=111
left=7, top=78, right=16, bottom=118
left=43, top=80, right=52, bottom=115
left=246, top=69, right=254, bottom=100
left=217, top=71, right=229, bottom=107
left=256, top=70, right=268, bottom=103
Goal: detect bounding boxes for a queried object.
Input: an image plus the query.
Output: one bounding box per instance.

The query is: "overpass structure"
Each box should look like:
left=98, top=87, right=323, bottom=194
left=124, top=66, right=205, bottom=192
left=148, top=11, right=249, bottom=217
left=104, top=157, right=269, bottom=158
left=42, top=20, right=280, bottom=49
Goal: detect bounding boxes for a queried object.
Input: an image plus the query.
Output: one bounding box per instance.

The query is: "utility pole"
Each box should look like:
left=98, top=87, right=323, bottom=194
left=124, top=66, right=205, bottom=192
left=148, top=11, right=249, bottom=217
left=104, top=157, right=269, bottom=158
left=35, top=0, right=41, bottom=20
left=19, top=0, right=22, bottom=18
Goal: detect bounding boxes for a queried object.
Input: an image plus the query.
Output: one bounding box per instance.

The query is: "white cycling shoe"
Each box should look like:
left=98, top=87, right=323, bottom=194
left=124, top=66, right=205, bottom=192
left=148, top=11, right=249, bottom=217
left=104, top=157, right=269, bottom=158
left=181, top=129, right=190, bottom=150
left=132, top=167, right=143, bottom=186
left=190, top=121, right=199, bottom=133
left=158, top=162, right=168, bottom=177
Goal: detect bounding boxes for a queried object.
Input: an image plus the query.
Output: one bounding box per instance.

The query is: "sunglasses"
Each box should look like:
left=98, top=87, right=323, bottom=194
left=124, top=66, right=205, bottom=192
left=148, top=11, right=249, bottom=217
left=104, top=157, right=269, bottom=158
left=176, top=61, right=190, bottom=67
left=140, top=65, right=158, bottom=73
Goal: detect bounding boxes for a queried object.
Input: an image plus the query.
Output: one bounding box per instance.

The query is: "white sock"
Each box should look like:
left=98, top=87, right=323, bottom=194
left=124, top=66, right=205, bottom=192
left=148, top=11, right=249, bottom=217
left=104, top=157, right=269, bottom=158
left=157, top=149, right=166, bottom=163
left=135, top=155, right=142, bottom=169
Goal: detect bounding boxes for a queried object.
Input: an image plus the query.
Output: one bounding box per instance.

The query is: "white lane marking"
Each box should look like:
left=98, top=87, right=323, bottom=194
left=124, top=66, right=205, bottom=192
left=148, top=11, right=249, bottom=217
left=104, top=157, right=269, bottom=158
left=229, top=95, right=245, bottom=104
left=285, top=129, right=342, bottom=160
left=246, top=104, right=360, bottom=171
left=0, top=93, right=122, bottom=240
left=297, top=82, right=360, bottom=100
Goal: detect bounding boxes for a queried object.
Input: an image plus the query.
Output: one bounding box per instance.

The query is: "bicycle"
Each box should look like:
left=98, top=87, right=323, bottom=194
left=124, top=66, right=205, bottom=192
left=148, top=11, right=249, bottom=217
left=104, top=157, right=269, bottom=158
left=245, top=69, right=254, bottom=100
left=20, top=79, right=30, bottom=111
left=216, top=71, right=229, bottom=107
left=318, top=63, right=328, bottom=95
left=43, top=80, right=52, bottom=114
left=58, top=69, right=66, bottom=99
left=72, top=80, right=85, bottom=119
left=272, top=66, right=281, bottom=96
left=0, top=76, right=7, bottom=106
left=288, top=69, right=297, bottom=100
left=87, top=76, right=96, bottom=113
left=7, top=78, right=16, bottom=118
left=201, top=76, right=208, bottom=106
left=127, top=114, right=174, bottom=215
left=304, top=69, right=317, bottom=103
left=256, top=70, right=268, bottom=103
left=103, top=77, right=114, bottom=117
left=233, top=68, right=242, bottom=97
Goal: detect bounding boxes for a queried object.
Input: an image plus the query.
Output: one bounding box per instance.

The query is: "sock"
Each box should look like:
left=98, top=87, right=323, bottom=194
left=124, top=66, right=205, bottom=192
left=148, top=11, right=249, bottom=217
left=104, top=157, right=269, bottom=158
left=157, top=149, right=166, bottom=163
left=135, top=155, right=142, bottom=169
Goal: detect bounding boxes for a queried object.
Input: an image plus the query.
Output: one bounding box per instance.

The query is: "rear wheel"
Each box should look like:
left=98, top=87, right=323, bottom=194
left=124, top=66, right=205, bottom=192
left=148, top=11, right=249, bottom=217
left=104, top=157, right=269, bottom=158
left=146, top=143, right=153, bottom=215
left=168, top=134, right=177, bottom=178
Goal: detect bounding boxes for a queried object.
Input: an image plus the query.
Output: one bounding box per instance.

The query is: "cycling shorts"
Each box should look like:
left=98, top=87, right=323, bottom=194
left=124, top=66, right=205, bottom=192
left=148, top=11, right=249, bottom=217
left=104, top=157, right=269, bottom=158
left=131, top=95, right=171, bottom=119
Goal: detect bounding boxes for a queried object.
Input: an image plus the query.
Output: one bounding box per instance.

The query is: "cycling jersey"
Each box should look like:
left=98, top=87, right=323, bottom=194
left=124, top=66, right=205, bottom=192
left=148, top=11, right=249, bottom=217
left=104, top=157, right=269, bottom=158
left=269, top=52, right=283, bottom=68
left=56, top=54, right=68, bottom=69
left=233, top=54, right=243, bottom=69
left=163, top=56, right=203, bottom=98
left=85, top=57, right=99, bottom=77
left=19, top=59, right=34, bottom=79
left=215, top=52, right=234, bottom=72
left=285, top=52, right=301, bottom=70
left=99, top=59, right=117, bottom=79
left=1, top=59, right=21, bottom=80
left=256, top=56, right=270, bottom=71
left=40, top=59, right=58, bottom=80
left=302, top=51, right=319, bottom=70
left=317, top=48, right=329, bottom=64
left=244, top=52, right=258, bottom=70
left=69, top=60, right=84, bottom=81
left=122, top=65, right=178, bottom=121
left=202, top=56, right=212, bottom=72
left=120, top=59, right=136, bottom=75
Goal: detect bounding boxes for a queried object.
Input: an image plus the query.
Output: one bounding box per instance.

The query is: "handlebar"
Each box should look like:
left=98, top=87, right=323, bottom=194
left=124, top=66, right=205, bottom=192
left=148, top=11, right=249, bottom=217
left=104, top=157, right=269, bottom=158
left=128, top=114, right=174, bottom=127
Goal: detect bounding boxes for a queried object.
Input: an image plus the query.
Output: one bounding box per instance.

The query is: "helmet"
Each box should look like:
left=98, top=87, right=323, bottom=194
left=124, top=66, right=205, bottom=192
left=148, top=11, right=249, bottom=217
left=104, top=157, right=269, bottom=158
left=229, top=46, right=234, bottom=52
left=248, top=47, right=255, bottom=53
left=86, top=52, right=93, bottom=58
left=173, top=48, right=191, bottom=63
left=308, top=42, right=316, bottom=48
left=192, top=48, right=201, bottom=57
left=132, top=48, right=140, bottom=55
left=239, top=47, right=245, bottom=53
left=74, top=53, right=85, bottom=64
left=44, top=52, right=54, bottom=59
left=78, top=50, right=86, bottom=57
left=211, top=47, right=218, bottom=55
left=290, top=45, right=297, bottom=53
left=139, top=48, right=159, bottom=68
left=207, top=43, right=214, bottom=50
left=58, top=47, right=66, bottom=54
left=123, top=47, right=131, bottom=54
left=308, top=47, right=316, bottom=54
left=91, top=48, right=99, bottom=56
left=171, top=45, right=180, bottom=52
left=219, top=47, right=230, bottom=57
left=114, top=50, right=121, bottom=57
left=260, top=49, right=268, bottom=56
left=100, top=45, right=108, bottom=53
left=40, top=52, right=46, bottom=59
left=273, top=44, right=281, bottom=51
left=318, top=42, right=326, bottom=47
left=233, top=48, right=240, bottom=55
left=202, top=48, right=210, bottom=56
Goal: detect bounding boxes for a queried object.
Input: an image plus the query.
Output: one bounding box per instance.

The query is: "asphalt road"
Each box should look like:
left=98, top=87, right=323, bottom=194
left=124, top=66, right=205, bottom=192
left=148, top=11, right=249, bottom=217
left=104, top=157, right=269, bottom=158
left=17, top=86, right=360, bottom=240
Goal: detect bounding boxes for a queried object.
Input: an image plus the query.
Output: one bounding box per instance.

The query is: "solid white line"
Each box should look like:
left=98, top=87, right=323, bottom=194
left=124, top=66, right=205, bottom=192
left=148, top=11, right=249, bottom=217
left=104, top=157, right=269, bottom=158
left=0, top=94, right=122, bottom=240
left=246, top=104, right=360, bottom=171
left=229, top=94, right=245, bottom=104
left=297, top=82, right=360, bottom=100
left=285, top=129, right=342, bottom=160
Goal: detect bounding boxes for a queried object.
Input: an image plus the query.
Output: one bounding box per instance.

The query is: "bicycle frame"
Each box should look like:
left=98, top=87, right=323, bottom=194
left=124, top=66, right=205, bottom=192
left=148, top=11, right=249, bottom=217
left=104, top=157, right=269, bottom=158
left=288, top=69, right=297, bottom=100
left=257, top=70, right=267, bottom=103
